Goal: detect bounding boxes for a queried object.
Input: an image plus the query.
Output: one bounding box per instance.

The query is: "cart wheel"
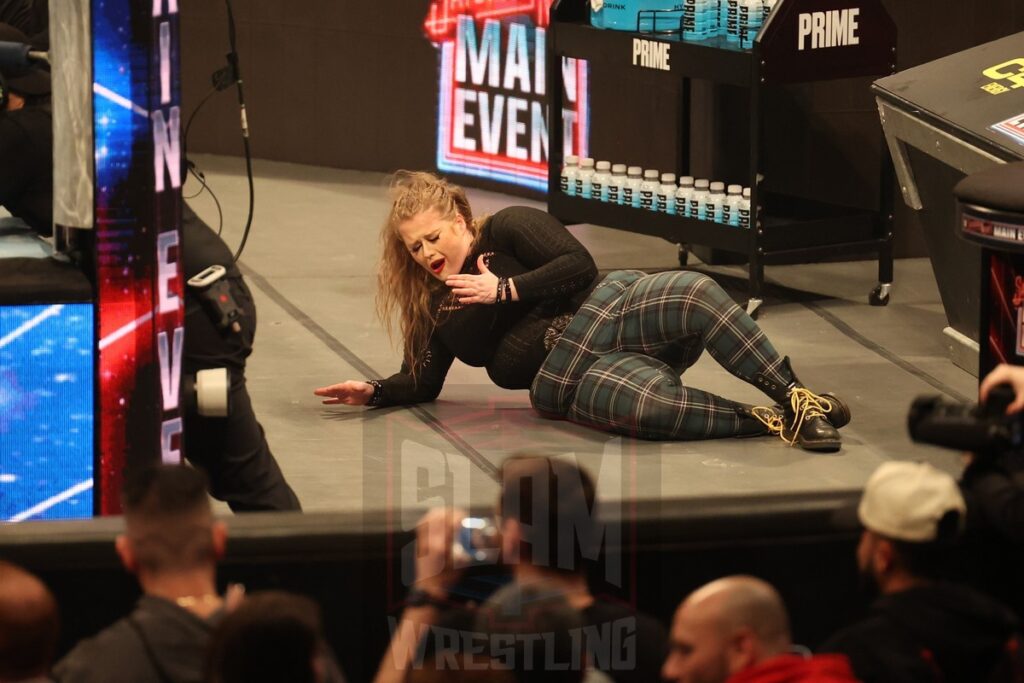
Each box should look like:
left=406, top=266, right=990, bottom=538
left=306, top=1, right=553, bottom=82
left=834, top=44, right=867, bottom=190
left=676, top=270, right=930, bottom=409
left=677, top=244, right=690, bottom=267
left=746, top=297, right=763, bottom=320
left=869, top=283, right=892, bottom=307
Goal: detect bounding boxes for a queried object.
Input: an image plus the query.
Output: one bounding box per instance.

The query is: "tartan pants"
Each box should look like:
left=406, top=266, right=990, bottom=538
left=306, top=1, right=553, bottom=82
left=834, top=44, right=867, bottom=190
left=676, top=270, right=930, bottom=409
left=530, top=270, right=790, bottom=440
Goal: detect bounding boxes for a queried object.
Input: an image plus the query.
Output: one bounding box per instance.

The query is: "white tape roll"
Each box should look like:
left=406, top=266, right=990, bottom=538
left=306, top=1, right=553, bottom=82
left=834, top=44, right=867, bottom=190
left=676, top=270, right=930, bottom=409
left=195, top=368, right=229, bottom=417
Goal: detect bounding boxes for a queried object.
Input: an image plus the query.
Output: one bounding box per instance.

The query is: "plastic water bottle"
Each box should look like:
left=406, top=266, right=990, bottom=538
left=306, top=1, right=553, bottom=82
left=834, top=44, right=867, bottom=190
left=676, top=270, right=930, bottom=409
left=591, top=161, right=612, bottom=202
left=656, top=173, right=677, bottom=214
left=682, top=0, right=700, bottom=40
left=694, top=0, right=707, bottom=38
left=706, top=0, right=720, bottom=38
left=763, top=0, right=777, bottom=18
left=640, top=169, right=660, bottom=210
left=725, top=0, right=740, bottom=42
left=675, top=176, right=695, bottom=217
left=723, top=184, right=743, bottom=226
left=738, top=0, right=762, bottom=47
left=561, top=155, right=579, bottom=196
left=608, top=164, right=628, bottom=205
left=706, top=181, right=726, bottom=223
left=624, top=166, right=643, bottom=208
left=738, top=187, right=752, bottom=228
left=691, top=179, right=710, bottom=219
left=576, top=157, right=596, bottom=199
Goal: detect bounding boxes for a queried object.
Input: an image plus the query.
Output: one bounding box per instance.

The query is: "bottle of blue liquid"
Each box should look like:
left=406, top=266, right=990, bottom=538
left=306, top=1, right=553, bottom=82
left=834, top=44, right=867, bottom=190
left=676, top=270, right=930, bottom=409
left=682, top=0, right=700, bottom=40
left=725, top=0, right=740, bottom=42
left=691, top=179, right=710, bottom=219
left=591, top=161, right=612, bottom=202
left=708, top=0, right=724, bottom=38
left=561, top=155, right=579, bottom=196
left=656, top=173, right=677, bottom=214
left=624, top=166, right=644, bottom=208
left=738, top=0, right=762, bottom=47
left=576, top=158, right=596, bottom=199
left=724, top=184, right=743, bottom=226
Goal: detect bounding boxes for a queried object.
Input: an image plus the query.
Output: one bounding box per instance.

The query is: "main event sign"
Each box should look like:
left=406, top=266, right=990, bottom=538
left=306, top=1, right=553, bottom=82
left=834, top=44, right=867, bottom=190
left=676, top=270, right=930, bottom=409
left=423, top=0, right=590, bottom=191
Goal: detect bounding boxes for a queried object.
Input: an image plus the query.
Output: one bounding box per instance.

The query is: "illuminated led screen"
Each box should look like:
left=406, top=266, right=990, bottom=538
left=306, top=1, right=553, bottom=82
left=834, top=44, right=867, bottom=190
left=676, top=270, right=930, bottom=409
left=0, top=304, right=94, bottom=521
left=424, top=1, right=590, bottom=191
left=92, top=0, right=185, bottom=512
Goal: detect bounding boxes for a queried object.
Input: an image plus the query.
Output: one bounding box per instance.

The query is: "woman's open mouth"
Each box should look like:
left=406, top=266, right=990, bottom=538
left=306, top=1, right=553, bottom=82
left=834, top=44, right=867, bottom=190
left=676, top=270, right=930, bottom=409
left=430, top=258, right=446, bottom=275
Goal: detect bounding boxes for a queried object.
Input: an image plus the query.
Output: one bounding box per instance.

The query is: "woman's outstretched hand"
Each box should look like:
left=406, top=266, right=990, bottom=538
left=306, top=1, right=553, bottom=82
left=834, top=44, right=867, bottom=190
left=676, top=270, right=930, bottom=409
left=314, top=380, right=374, bottom=406
left=446, top=254, right=500, bottom=304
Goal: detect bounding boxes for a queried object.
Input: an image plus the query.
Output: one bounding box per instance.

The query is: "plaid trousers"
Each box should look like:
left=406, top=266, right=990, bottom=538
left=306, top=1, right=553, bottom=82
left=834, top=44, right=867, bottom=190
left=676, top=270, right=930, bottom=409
left=530, top=270, right=788, bottom=440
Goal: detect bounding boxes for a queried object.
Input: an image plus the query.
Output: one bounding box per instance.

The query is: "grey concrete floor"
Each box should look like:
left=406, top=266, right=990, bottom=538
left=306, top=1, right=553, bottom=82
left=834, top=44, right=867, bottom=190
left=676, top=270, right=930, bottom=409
left=185, top=154, right=973, bottom=516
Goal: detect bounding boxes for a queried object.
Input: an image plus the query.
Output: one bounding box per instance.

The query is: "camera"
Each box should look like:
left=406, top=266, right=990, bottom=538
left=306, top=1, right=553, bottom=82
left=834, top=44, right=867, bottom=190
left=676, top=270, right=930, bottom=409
left=908, top=383, right=1023, bottom=455
left=451, top=516, right=501, bottom=569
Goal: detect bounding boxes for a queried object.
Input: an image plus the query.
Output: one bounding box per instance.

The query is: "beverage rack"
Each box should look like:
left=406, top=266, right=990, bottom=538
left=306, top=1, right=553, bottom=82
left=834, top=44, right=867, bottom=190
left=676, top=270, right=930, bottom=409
left=546, top=0, right=898, bottom=317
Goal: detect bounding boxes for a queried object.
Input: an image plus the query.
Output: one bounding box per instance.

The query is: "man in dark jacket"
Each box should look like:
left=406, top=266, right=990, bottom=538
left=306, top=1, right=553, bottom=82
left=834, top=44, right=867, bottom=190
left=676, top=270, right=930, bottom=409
left=53, top=465, right=232, bottom=683
left=820, top=461, right=1023, bottom=682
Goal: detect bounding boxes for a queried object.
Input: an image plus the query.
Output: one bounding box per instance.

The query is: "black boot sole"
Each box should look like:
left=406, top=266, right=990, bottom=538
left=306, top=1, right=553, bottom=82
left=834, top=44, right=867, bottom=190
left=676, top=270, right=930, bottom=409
left=780, top=426, right=842, bottom=453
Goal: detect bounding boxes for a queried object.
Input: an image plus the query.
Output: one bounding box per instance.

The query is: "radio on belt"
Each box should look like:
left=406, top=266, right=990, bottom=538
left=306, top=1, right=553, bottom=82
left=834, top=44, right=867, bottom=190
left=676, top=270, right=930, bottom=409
left=187, top=265, right=243, bottom=333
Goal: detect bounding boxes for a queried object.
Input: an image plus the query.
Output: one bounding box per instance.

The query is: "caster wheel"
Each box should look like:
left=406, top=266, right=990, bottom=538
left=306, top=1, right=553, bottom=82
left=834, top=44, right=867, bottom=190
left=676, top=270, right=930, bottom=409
left=746, top=297, right=763, bottom=320
left=678, top=244, right=690, bottom=267
left=869, top=283, right=891, bottom=306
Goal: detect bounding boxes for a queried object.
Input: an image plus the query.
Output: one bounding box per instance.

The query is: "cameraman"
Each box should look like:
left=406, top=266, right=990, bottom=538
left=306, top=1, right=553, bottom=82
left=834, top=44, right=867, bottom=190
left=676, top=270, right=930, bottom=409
left=967, top=363, right=1024, bottom=541
left=0, top=22, right=301, bottom=511
left=960, top=363, right=1024, bottom=617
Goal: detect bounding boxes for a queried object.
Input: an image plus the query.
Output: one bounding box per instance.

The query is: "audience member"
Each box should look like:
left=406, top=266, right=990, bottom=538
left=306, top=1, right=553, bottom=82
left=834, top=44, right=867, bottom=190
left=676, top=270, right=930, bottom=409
left=375, top=455, right=663, bottom=683
left=662, top=575, right=856, bottom=683
left=494, top=455, right=667, bottom=683
left=961, top=362, right=1024, bottom=617
left=205, top=590, right=345, bottom=683
left=819, top=460, right=1023, bottom=682
left=0, top=561, right=59, bottom=683
left=53, top=465, right=233, bottom=683
left=472, top=580, right=593, bottom=683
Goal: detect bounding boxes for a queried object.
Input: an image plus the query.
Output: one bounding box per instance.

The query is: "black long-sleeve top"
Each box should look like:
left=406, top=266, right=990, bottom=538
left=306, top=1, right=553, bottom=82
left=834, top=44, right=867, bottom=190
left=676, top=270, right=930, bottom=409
left=373, top=206, right=599, bottom=406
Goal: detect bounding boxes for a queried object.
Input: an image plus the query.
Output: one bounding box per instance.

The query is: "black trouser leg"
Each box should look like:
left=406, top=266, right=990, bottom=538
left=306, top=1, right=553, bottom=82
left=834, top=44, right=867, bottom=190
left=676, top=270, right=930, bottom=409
left=183, top=374, right=301, bottom=512
left=184, top=276, right=301, bottom=512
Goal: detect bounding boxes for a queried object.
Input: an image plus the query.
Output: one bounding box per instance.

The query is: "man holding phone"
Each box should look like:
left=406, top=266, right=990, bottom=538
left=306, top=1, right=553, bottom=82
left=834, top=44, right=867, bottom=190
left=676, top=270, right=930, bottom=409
left=375, top=456, right=666, bottom=683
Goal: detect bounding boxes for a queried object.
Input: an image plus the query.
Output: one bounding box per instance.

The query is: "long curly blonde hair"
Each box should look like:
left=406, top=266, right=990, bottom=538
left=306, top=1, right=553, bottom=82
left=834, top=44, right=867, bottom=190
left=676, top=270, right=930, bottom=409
left=377, top=171, right=482, bottom=380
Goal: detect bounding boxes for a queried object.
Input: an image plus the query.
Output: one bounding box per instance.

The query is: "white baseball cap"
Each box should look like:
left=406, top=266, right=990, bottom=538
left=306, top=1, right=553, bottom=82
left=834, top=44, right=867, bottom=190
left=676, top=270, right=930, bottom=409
left=858, top=461, right=966, bottom=542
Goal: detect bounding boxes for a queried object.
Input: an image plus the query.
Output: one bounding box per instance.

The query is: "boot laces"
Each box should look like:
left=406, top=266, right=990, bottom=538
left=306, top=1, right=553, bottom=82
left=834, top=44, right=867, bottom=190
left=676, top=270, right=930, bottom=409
left=749, top=406, right=785, bottom=437
left=788, top=388, right=834, bottom=444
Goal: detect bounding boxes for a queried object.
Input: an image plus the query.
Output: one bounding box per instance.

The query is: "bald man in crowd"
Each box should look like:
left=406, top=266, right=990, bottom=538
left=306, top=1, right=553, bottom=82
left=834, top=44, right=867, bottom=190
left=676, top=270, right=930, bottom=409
left=662, top=576, right=857, bottom=683
left=0, top=561, right=59, bottom=683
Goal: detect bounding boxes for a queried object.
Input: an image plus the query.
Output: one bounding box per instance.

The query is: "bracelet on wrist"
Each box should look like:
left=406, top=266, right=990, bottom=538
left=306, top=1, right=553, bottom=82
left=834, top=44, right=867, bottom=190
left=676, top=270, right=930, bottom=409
left=366, top=379, right=384, bottom=407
